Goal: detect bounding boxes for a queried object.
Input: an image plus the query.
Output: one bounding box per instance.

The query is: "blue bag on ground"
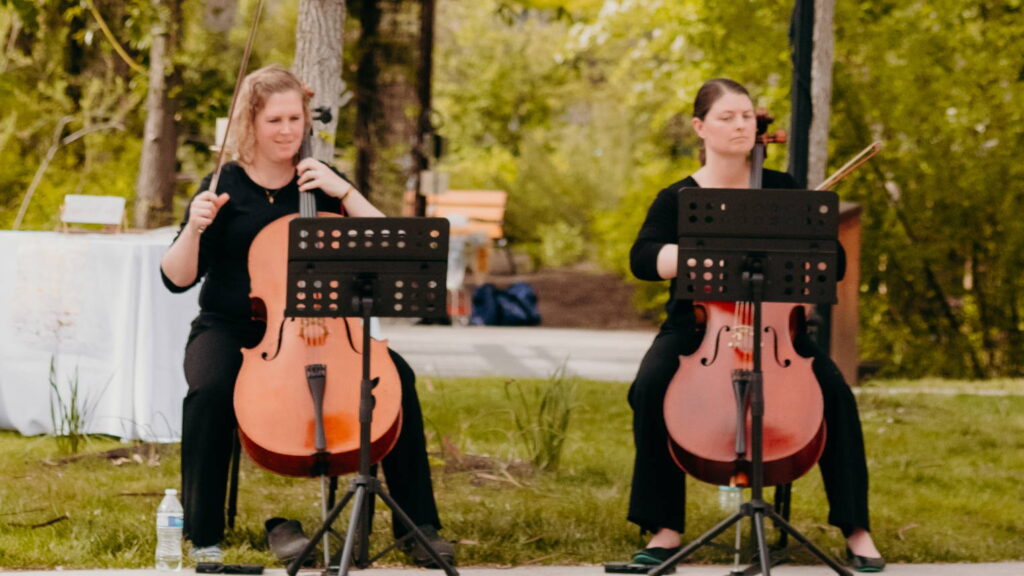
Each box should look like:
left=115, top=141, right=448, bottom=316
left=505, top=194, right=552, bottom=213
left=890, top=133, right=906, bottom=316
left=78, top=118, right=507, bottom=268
left=470, top=282, right=541, bottom=326
left=470, top=283, right=500, bottom=326
left=501, top=282, right=541, bottom=326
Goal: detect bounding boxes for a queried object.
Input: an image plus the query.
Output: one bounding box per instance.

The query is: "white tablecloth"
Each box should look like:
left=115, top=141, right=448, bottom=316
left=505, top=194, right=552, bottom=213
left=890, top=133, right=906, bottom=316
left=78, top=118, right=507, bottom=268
left=0, top=230, right=196, bottom=442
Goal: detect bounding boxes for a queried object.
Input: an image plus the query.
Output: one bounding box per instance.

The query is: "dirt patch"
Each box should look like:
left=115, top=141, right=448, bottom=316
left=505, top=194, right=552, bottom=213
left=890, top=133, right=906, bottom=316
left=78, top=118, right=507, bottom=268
left=475, top=264, right=659, bottom=331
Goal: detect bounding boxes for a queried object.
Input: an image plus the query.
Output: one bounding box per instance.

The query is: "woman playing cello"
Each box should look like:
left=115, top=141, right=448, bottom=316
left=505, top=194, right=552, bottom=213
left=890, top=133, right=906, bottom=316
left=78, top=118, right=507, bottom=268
left=620, top=78, right=883, bottom=572
left=160, top=65, right=453, bottom=567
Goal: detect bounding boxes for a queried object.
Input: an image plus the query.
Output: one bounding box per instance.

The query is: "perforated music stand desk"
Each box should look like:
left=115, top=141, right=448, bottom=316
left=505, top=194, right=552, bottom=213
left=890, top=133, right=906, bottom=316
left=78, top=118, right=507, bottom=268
left=285, top=217, right=449, bottom=320
left=675, top=188, right=838, bottom=305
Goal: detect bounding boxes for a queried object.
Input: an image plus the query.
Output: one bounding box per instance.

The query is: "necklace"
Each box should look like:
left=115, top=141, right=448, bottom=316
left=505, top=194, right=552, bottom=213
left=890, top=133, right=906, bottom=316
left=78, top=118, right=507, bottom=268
left=262, top=186, right=284, bottom=204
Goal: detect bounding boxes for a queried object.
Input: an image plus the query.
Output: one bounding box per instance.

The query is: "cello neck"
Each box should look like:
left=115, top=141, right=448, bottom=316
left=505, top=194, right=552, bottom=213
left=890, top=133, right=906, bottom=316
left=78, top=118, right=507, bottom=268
left=749, top=109, right=786, bottom=189
left=749, top=143, right=765, bottom=189
left=298, top=134, right=318, bottom=218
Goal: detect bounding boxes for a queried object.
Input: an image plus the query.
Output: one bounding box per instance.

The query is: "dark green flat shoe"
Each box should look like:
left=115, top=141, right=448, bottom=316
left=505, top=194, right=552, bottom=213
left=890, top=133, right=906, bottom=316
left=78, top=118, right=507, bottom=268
left=604, top=546, right=681, bottom=574
left=631, top=546, right=682, bottom=565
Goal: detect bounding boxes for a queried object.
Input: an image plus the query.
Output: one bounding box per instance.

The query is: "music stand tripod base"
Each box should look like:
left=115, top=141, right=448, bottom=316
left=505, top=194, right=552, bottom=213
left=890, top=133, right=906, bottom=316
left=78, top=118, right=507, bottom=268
left=282, top=217, right=457, bottom=576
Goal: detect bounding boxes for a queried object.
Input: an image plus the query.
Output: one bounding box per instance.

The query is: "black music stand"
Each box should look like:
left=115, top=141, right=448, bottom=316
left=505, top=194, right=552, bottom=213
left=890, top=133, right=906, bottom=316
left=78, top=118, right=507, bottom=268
left=281, top=217, right=458, bottom=576
left=648, top=188, right=851, bottom=576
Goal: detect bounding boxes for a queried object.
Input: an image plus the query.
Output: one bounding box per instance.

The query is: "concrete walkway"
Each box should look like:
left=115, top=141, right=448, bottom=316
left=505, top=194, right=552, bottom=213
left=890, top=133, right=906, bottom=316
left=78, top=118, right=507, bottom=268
left=381, top=321, right=655, bottom=382
left=9, top=562, right=1024, bottom=575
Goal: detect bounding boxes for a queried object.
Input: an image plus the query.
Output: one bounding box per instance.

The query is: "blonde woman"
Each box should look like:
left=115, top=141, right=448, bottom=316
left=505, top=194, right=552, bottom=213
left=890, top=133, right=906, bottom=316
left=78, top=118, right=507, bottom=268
left=161, top=65, right=452, bottom=568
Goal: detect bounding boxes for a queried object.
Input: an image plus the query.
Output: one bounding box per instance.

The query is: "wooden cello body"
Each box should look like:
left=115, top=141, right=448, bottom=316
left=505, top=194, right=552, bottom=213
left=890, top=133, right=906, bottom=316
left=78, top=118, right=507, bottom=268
left=663, top=109, right=827, bottom=488
left=234, top=207, right=402, bottom=478
left=664, top=301, right=825, bottom=487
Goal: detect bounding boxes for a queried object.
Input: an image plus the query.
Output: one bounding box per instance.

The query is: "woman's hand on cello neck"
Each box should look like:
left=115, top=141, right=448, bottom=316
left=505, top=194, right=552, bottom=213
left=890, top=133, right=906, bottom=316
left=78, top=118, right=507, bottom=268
left=296, top=157, right=384, bottom=218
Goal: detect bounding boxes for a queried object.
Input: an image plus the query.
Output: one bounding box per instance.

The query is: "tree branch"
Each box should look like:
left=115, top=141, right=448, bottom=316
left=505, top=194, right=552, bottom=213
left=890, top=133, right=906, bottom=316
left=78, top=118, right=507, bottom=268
left=84, top=0, right=146, bottom=75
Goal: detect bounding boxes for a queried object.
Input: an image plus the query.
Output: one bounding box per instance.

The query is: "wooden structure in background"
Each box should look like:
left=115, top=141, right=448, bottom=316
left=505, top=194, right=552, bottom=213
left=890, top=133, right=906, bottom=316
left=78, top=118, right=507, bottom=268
left=831, top=201, right=861, bottom=385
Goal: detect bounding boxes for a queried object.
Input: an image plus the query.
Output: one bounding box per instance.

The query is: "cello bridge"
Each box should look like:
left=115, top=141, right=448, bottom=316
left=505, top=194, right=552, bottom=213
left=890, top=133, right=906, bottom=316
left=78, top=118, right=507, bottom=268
left=300, top=318, right=330, bottom=347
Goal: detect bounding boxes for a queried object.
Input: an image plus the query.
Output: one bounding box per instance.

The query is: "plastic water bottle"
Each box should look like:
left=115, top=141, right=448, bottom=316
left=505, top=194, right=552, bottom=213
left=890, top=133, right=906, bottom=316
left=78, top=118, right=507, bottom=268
left=718, top=485, right=743, bottom=512
left=155, top=488, right=184, bottom=571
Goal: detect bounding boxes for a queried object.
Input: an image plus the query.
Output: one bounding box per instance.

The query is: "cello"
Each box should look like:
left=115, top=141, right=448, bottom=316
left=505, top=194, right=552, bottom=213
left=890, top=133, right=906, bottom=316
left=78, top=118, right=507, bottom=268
left=232, top=108, right=403, bottom=479
left=662, top=111, right=826, bottom=488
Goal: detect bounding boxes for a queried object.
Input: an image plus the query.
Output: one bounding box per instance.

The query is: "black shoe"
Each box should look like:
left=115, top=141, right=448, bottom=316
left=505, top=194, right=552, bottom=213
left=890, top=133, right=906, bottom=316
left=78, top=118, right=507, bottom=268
left=847, top=547, right=886, bottom=573
left=399, top=525, right=456, bottom=569
left=265, top=517, right=312, bottom=564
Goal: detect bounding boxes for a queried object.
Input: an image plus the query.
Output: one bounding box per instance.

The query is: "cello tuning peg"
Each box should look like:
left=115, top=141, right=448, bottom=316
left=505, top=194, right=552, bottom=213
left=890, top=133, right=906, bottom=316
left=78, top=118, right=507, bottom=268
left=313, top=106, right=333, bottom=124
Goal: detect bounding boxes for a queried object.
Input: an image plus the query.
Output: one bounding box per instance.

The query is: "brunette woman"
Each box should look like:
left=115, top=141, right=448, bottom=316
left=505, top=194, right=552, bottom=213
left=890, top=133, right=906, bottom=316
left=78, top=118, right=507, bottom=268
left=621, top=78, right=883, bottom=573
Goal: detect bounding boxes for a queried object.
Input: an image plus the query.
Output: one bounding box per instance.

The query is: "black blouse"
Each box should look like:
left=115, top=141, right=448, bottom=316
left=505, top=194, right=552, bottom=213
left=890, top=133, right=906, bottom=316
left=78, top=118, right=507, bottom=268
left=161, top=162, right=344, bottom=320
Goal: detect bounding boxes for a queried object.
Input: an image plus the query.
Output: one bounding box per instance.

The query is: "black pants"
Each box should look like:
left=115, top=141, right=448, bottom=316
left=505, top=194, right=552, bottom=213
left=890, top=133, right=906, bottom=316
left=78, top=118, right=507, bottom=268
left=627, top=328, right=870, bottom=536
left=181, top=313, right=441, bottom=547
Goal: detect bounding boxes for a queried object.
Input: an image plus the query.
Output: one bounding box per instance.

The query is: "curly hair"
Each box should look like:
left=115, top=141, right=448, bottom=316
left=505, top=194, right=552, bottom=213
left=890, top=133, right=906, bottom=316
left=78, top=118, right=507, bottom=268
left=224, top=65, right=311, bottom=166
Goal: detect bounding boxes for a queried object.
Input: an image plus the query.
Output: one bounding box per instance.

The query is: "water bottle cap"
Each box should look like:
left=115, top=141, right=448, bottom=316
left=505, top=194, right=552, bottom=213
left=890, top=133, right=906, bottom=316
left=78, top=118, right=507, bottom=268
left=165, top=488, right=178, bottom=495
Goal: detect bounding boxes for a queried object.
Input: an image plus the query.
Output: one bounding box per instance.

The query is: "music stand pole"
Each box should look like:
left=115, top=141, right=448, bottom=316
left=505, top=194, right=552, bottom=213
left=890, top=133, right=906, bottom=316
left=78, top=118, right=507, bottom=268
left=282, top=218, right=457, bottom=576
left=649, top=267, right=849, bottom=576
left=646, top=188, right=852, bottom=576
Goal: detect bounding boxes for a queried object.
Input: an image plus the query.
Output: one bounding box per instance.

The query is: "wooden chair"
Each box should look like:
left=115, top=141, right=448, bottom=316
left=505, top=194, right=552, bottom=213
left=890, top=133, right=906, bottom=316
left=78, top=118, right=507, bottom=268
left=406, top=189, right=512, bottom=323
left=225, top=430, right=340, bottom=532
left=426, top=190, right=511, bottom=272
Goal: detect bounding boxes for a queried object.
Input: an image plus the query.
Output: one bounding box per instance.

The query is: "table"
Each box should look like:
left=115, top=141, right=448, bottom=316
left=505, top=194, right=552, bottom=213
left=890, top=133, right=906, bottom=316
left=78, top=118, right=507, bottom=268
left=0, top=230, right=197, bottom=442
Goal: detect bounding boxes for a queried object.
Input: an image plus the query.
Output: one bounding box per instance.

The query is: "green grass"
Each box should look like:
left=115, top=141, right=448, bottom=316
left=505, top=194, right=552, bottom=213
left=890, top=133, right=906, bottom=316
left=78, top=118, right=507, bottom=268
left=2, top=376, right=1024, bottom=569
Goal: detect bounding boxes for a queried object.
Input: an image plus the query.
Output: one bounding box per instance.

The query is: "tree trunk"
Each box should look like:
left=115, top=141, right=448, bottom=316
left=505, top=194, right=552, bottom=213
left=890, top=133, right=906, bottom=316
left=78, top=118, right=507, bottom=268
left=134, top=0, right=181, bottom=229
left=355, top=0, right=423, bottom=215
left=63, top=0, right=85, bottom=112
left=411, top=0, right=435, bottom=217
left=787, top=0, right=813, bottom=187
left=808, top=0, right=835, bottom=188
left=293, top=0, right=345, bottom=164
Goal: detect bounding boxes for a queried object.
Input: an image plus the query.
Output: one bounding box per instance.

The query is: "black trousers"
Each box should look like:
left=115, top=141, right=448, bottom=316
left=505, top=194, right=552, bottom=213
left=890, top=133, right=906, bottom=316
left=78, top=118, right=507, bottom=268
left=627, top=328, right=870, bottom=536
left=181, top=313, right=441, bottom=547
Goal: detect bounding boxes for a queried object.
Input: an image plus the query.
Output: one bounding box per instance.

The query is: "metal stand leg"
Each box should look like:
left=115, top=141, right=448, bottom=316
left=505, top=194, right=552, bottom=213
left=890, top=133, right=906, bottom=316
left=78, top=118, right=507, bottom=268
left=286, top=297, right=457, bottom=576
left=650, top=275, right=850, bottom=576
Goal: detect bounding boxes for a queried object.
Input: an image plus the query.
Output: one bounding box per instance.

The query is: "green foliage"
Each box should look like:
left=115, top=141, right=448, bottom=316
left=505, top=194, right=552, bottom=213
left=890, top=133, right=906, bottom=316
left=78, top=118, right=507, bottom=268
left=830, top=0, right=1024, bottom=377
left=504, top=364, right=577, bottom=471
left=0, top=0, right=149, bottom=228
left=526, top=220, right=586, bottom=268
left=436, top=0, right=1024, bottom=377
left=48, top=356, right=107, bottom=456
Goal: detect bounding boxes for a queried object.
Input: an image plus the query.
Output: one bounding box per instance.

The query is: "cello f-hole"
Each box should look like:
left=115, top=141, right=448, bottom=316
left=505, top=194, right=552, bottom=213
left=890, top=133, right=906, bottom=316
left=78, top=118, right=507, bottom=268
left=700, top=326, right=730, bottom=366
left=260, top=319, right=289, bottom=361
left=763, top=326, right=793, bottom=368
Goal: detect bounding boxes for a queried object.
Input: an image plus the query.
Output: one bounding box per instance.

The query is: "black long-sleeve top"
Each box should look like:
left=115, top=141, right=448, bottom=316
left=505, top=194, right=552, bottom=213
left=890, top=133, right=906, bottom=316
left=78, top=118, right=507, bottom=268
left=630, top=169, right=843, bottom=331
left=160, top=161, right=343, bottom=320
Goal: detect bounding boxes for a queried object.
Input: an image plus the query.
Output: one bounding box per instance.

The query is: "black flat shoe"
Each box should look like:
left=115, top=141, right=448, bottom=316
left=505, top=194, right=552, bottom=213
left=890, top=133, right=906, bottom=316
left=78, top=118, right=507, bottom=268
left=399, top=525, right=456, bottom=569
left=847, top=547, right=886, bottom=573
left=265, top=517, right=312, bottom=564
